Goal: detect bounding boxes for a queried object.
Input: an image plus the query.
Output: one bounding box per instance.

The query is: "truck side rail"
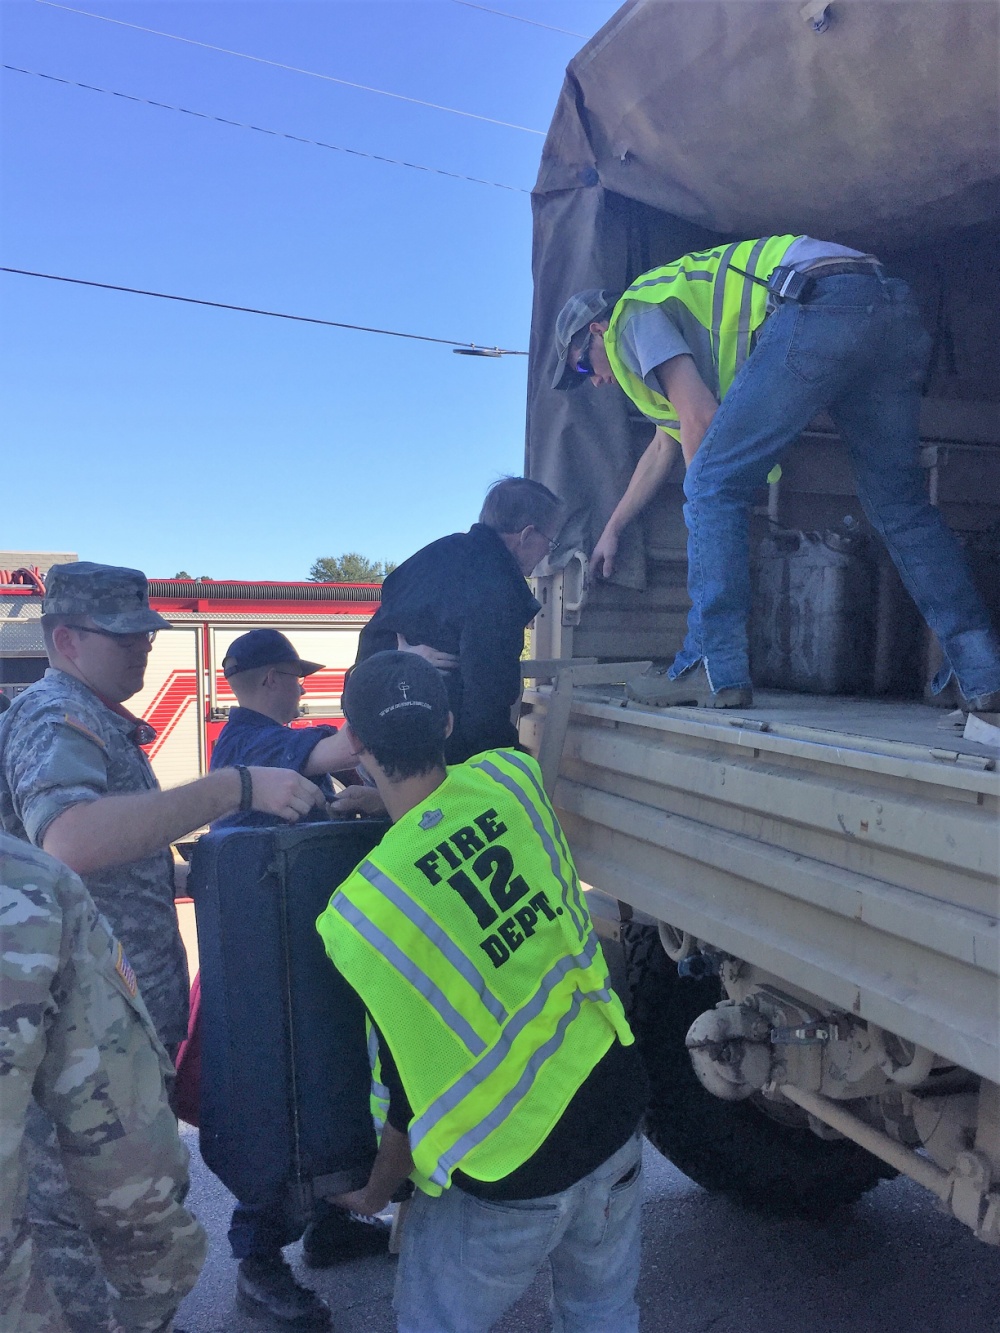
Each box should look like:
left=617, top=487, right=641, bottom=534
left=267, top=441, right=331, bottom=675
left=520, top=685, right=1000, bottom=1084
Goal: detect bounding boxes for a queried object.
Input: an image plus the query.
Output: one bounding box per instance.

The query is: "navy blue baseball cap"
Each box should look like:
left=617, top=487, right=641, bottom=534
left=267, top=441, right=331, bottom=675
left=222, top=629, right=323, bottom=679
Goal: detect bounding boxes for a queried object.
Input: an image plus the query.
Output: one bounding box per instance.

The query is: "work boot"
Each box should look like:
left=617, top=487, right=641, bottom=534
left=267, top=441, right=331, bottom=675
left=236, top=1255, right=332, bottom=1327
left=626, top=661, right=752, bottom=709
left=964, top=688, right=1000, bottom=714
left=302, top=1210, right=392, bottom=1267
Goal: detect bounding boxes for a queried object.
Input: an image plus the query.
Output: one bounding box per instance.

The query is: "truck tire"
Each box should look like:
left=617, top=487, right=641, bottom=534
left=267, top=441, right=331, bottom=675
left=623, top=922, right=893, bottom=1218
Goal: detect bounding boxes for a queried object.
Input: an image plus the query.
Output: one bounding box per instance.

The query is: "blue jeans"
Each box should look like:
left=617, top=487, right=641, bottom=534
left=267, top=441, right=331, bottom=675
left=394, top=1132, right=643, bottom=1333
left=671, top=273, right=1000, bottom=697
left=228, top=1198, right=334, bottom=1259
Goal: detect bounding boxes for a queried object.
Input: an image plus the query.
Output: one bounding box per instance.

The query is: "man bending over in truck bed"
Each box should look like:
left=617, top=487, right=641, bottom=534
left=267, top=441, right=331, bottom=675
left=553, top=236, right=1000, bottom=712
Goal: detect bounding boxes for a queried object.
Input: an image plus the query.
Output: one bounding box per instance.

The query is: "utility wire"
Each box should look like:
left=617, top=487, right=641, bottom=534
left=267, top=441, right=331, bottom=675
left=33, top=0, right=546, bottom=135
left=0, top=268, right=528, bottom=355
left=2, top=65, right=530, bottom=194
left=450, top=1, right=586, bottom=39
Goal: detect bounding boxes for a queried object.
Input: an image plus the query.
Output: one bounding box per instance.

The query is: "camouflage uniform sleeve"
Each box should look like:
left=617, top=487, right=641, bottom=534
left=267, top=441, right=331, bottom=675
left=3, top=700, right=108, bottom=848
left=1, top=839, right=207, bottom=1332
left=0, top=841, right=67, bottom=1331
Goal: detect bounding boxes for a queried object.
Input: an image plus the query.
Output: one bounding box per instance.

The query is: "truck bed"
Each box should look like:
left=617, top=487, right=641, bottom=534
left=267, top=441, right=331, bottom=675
left=589, top=688, right=1000, bottom=763
left=520, top=685, right=1000, bottom=1083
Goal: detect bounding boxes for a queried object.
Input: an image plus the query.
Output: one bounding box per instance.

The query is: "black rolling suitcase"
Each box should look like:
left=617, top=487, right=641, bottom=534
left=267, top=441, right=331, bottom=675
left=188, top=818, right=390, bottom=1224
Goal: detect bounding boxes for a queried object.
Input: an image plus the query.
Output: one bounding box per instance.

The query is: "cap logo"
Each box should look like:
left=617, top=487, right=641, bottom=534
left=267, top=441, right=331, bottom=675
left=377, top=699, right=432, bottom=718
left=398, top=680, right=411, bottom=701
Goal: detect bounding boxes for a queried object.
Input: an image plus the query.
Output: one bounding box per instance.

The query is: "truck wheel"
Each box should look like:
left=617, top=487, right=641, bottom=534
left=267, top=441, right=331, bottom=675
left=623, top=922, right=893, bottom=1218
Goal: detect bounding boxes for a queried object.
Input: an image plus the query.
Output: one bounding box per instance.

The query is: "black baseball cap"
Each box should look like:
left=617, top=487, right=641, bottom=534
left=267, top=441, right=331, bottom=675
left=342, top=651, right=449, bottom=756
left=222, top=629, right=323, bottom=679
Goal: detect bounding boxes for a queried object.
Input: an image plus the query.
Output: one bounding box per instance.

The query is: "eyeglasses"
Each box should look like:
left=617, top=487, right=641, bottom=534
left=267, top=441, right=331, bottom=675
left=532, top=528, right=560, bottom=554
left=69, top=625, right=157, bottom=648
left=273, top=669, right=306, bottom=682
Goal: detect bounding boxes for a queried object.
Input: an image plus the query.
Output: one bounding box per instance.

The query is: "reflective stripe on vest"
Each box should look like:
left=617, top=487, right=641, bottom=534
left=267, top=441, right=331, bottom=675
left=316, top=750, right=633, bottom=1194
left=604, top=235, right=799, bottom=440
left=333, top=893, right=489, bottom=1056
left=367, top=1019, right=390, bottom=1138
left=408, top=931, right=609, bottom=1183
left=471, top=752, right=588, bottom=943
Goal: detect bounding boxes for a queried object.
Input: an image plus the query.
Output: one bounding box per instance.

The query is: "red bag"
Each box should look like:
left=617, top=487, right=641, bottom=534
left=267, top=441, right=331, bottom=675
left=173, top=971, right=201, bottom=1126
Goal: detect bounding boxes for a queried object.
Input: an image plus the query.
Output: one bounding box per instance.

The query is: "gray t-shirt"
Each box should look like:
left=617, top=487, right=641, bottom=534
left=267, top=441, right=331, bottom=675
left=0, top=668, right=189, bottom=1045
left=781, top=236, right=868, bottom=272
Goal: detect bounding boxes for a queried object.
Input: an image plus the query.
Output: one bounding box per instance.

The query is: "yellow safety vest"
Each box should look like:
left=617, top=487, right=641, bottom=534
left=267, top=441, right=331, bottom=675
left=604, top=235, right=800, bottom=442
left=316, top=750, right=633, bottom=1196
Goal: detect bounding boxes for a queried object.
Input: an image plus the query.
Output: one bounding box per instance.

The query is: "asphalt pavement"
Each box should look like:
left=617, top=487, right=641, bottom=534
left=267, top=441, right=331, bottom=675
left=175, top=1129, right=1000, bottom=1333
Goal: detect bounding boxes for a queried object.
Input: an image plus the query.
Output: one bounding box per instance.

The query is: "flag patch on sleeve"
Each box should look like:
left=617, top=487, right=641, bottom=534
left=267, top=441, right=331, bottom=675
left=62, top=715, right=107, bottom=750
left=115, top=941, right=138, bottom=997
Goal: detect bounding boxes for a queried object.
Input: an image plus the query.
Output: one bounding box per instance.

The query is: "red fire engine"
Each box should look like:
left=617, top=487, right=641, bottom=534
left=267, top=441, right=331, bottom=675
left=0, top=569, right=381, bottom=789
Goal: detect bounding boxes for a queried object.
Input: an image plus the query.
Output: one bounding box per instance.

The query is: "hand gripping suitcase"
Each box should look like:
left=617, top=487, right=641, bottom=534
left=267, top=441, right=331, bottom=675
left=188, top=818, right=390, bottom=1225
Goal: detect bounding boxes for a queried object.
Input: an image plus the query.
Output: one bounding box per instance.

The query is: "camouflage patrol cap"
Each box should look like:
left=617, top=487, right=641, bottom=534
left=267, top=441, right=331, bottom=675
left=43, top=562, right=171, bottom=633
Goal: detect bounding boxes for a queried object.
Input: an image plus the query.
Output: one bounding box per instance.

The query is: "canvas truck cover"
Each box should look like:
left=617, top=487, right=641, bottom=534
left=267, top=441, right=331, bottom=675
left=526, top=0, right=1000, bottom=589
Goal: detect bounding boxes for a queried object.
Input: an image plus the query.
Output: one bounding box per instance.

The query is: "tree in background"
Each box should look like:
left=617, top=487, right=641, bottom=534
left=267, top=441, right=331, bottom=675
left=174, top=570, right=192, bottom=579
left=308, top=553, right=397, bottom=583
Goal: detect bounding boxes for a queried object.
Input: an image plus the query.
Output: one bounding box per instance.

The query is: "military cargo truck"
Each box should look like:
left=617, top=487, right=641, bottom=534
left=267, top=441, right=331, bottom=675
left=522, top=0, right=1000, bottom=1241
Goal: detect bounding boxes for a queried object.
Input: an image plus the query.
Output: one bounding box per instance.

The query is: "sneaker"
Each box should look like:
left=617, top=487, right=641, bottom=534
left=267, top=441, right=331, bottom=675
left=236, top=1255, right=332, bottom=1327
left=625, top=661, right=753, bottom=709
left=302, top=1210, right=392, bottom=1267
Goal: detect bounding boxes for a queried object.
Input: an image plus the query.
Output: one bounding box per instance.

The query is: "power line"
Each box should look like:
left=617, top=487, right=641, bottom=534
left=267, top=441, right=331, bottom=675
left=2, top=65, right=530, bottom=195
left=0, top=267, right=528, bottom=355
left=33, top=0, right=546, bottom=135
left=450, top=1, right=586, bottom=39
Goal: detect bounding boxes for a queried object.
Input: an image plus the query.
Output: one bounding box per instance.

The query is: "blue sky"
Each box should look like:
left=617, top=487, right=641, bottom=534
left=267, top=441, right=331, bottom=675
left=1, top=0, right=617, bottom=579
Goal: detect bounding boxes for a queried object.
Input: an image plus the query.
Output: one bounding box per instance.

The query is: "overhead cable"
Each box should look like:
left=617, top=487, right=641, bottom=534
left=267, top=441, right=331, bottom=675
left=2, top=66, right=529, bottom=194
left=450, top=1, right=586, bottom=39
left=0, top=268, right=528, bottom=356
left=33, top=0, right=545, bottom=135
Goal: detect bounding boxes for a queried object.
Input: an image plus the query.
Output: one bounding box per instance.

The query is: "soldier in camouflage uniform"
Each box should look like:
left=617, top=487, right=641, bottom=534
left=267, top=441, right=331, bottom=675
left=0, top=831, right=207, bottom=1331
left=0, top=562, right=324, bottom=1330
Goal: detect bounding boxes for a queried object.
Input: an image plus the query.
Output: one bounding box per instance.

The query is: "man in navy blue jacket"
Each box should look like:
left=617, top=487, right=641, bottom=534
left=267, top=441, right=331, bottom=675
left=209, top=629, right=386, bottom=1327
left=356, top=477, right=563, bottom=764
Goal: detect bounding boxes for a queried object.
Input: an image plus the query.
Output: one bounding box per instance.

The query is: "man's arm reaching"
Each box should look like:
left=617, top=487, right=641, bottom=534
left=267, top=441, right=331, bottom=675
left=42, top=767, right=324, bottom=875
left=303, top=728, right=358, bottom=777
left=329, top=1121, right=414, bottom=1217
left=590, top=353, right=718, bottom=579
left=590, top=427, right=681, bottom=579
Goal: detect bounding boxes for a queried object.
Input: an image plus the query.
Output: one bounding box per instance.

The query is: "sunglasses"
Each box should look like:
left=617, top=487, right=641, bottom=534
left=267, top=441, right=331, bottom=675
left=574, top=335, right=595, bottom=377
left=69, top=625, right=157, bottom=648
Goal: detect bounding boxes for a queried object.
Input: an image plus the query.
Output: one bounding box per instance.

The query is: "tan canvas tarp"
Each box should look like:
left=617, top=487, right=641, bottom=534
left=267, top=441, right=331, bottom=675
left=526, top=0, right=1000, bottom=588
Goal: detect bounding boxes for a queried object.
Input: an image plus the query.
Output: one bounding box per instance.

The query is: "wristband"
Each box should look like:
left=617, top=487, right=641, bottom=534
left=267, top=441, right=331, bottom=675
left=236, top=765, right=253, bottom=813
